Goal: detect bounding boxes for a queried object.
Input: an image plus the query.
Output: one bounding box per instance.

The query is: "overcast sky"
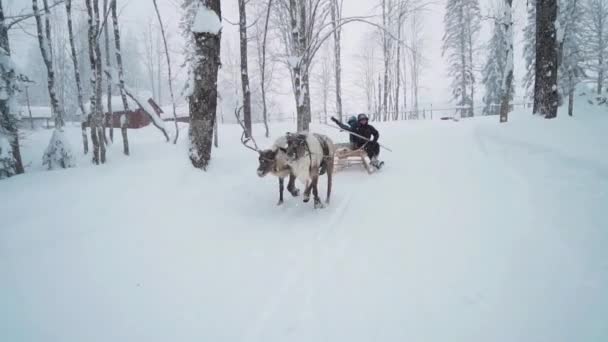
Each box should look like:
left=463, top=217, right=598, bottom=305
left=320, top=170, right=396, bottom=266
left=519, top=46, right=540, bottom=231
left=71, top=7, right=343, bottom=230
left=6, top=0, right=529, bottom=114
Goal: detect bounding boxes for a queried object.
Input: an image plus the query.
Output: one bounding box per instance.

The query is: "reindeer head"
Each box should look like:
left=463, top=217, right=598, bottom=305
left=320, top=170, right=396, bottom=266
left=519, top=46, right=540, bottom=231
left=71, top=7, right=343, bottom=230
left=285, top=133, right=308, bottom=161
left=257, top=149, right=278, bottom=177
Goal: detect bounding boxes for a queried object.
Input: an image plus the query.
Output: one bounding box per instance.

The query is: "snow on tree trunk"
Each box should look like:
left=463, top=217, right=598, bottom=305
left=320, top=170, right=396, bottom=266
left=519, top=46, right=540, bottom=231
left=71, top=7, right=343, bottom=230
left=330, top=0, right=343, bottom=121
left=85, top=0, right=106, bottom=164
left=111, top=0, right=129, bottom=155
left=499, top=0, right=514, bottom=123
left=33, top=0, right=75, bottom=169
left=523, top=0, right=537, bottom=112
left=382, top=0, right=390, bottom=121
left=103, top=0, right=113, bottom=144
left=152, top=0, right=180, bottom=144
left=0, top=2, right=24, bottom=177
left=65, top=0, right=89, bottom=154
left=535, top=0, right=559, bottom=119
left=238, top=0, right=252, bottom=138
left=188, top=0, right=222, bottom=170
left=259, top=0, right=272, bottom=138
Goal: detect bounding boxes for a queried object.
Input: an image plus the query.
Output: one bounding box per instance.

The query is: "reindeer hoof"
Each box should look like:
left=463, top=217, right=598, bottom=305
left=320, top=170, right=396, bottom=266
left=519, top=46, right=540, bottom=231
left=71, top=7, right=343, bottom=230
left=303, top=195, right=310, bottom=203
left=289, top=188, right=300, bottom=197
left=314, top=199, right=325, bottom=209
left=277, top=199, right=284, bottom=206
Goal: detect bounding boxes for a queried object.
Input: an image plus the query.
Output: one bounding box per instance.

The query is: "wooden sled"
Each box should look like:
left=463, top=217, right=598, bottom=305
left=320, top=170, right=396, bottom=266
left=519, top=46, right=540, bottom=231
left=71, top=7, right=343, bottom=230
left=333, top=143, right=374, bottom=174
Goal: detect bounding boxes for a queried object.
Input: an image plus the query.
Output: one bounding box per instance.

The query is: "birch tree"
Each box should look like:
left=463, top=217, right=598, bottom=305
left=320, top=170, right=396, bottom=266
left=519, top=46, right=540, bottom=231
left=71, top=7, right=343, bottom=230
left=33, top=0, right=75, bottom=169
left=442, top=0, right=481, bottom=118
left=274, top=0, right=330, bottom=131
left=238, top=0, right=252, bottom=137
left=103, top=0, right=113, bottom=143
left=85, top=0, right=106, bottom=164
left=523, top=0, right=537, bottom=107
left=152, top=0, right=179, bottom=143
left=329, top=0, right=343, bottom=121
left=65, top=0, right=89, bottom=154
left=111, top=0, right=129, bottom=155
left=254, top=0, right=273, bottom=137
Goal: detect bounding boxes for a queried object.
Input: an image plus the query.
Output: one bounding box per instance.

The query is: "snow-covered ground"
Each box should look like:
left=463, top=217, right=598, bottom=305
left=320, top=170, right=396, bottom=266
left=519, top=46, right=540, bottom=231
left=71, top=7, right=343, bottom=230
left=1, top=105, right=607, bottom=342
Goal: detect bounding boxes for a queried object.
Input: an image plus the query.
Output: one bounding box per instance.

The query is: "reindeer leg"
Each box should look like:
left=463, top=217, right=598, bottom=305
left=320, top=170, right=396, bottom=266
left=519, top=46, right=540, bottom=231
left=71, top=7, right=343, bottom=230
left=326, top=159, right=333, bottom=205
left=287, top=173, right=299, bottom=197
left=277, top=177, right=285, bottom=205
left=303, top=180, right=312, bottom=203
left=312, top=175, right=324, bottom=209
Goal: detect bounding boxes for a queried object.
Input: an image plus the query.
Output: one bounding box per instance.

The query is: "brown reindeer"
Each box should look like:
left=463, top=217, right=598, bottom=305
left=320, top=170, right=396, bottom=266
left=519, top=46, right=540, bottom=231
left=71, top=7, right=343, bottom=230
left=284, top=132, right=335, bottom=209
left=235, top=107, right=299, bottom=205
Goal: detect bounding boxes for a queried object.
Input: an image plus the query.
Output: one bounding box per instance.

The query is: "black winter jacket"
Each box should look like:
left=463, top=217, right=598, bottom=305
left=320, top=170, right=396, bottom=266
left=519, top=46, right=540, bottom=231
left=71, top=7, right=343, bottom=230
left=332, top=117, right=379, bottom=147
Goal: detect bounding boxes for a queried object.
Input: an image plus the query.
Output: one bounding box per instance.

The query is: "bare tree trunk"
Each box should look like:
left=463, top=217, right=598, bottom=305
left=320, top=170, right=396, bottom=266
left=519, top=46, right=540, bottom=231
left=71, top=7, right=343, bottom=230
left=0, top=2, right=24, bottom=174
left=238, top=0, right=252, bottom=137
left=259, top=0, right=272, bottom=138
left=33, top=0, right=64, bottom=129
left=330, top=0, right=343, bottom=121
left=85, top=0, right=105, bottom=164
left=499, top=0, right=514, bottom=123
left=111, top=0, right=129, bottom=155
left=536, top=0, right=558, bottom=119
left=152, top=0, right=179, bottom=144
left=213, top=117, right=218, bottom=148
left=24, top=86, right=33, bottom=129
left=568, top=75, right=574, bottom=116
left=395, top=3, right=404, bottom=121
left=382, top=0, right=390, bottom=120
left=66, top=0, right=88, bottom=154
left=103, top=0, right=113, bottom=143
left=189, top=0, right=221, bottom=170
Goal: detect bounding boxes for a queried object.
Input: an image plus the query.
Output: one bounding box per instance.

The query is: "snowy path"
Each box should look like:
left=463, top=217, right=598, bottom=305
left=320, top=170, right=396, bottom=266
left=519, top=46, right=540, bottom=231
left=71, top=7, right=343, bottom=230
left=1, top=115, right=607, bottom=342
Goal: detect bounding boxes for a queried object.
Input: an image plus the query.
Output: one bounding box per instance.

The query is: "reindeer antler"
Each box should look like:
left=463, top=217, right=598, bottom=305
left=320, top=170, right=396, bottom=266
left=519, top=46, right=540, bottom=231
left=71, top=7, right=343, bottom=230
left=234, top=105, right=259, bottom=152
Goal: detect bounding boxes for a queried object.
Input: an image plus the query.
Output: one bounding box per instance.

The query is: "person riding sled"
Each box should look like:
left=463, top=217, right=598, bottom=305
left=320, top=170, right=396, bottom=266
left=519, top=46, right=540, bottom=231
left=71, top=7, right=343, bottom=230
left=331, top=114, right=384, bottom=169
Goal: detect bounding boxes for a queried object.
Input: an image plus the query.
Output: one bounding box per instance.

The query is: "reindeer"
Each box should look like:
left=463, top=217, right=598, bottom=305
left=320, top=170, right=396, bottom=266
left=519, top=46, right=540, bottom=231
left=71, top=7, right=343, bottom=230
left=284, top=132, right=335, bottom=209
left=235, top=107, right=300, bottom=205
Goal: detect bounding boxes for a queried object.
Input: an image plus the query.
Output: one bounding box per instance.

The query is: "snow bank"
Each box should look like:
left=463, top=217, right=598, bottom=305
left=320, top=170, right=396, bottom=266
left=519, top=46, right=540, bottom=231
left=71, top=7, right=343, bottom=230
left=1, top=102, right=607, bottom=342
left=192, top=6, right=221, bottom=34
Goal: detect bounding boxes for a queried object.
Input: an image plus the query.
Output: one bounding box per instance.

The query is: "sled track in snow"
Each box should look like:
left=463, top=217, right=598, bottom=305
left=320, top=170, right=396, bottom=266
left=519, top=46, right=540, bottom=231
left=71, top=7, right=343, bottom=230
left=240, top=187, right=356, bottom=341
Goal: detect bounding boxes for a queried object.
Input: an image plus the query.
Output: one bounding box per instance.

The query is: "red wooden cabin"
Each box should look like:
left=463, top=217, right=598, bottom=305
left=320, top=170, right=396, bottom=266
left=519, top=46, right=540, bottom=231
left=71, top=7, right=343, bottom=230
left=109, top=109, right=151, bottom=129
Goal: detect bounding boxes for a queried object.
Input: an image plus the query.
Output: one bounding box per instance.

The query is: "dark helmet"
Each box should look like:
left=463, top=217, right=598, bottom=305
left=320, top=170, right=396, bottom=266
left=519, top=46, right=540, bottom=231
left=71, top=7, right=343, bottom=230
left=347, top=115, right=357, bottom=126
left=358, top=113, right=369, bottom=122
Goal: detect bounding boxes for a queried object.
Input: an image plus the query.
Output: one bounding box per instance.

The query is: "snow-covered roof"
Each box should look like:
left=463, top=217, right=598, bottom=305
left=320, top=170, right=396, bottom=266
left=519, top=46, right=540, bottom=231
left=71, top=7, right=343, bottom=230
left=85, top=95, right=140, bottom=113
left=20, top=106, right=52, bottom=118
left=160, top=104, right=189, bottom=119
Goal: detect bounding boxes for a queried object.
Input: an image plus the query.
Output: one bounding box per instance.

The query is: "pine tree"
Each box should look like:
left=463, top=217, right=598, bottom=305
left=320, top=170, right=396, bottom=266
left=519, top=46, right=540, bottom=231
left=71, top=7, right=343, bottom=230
left=442, top=0, right=481, bottom=117
left=558, top=0, right=585, bottom=116
left=482, top=13, right=514, bottom=116
left=581, top=0, right=608, bottom=94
